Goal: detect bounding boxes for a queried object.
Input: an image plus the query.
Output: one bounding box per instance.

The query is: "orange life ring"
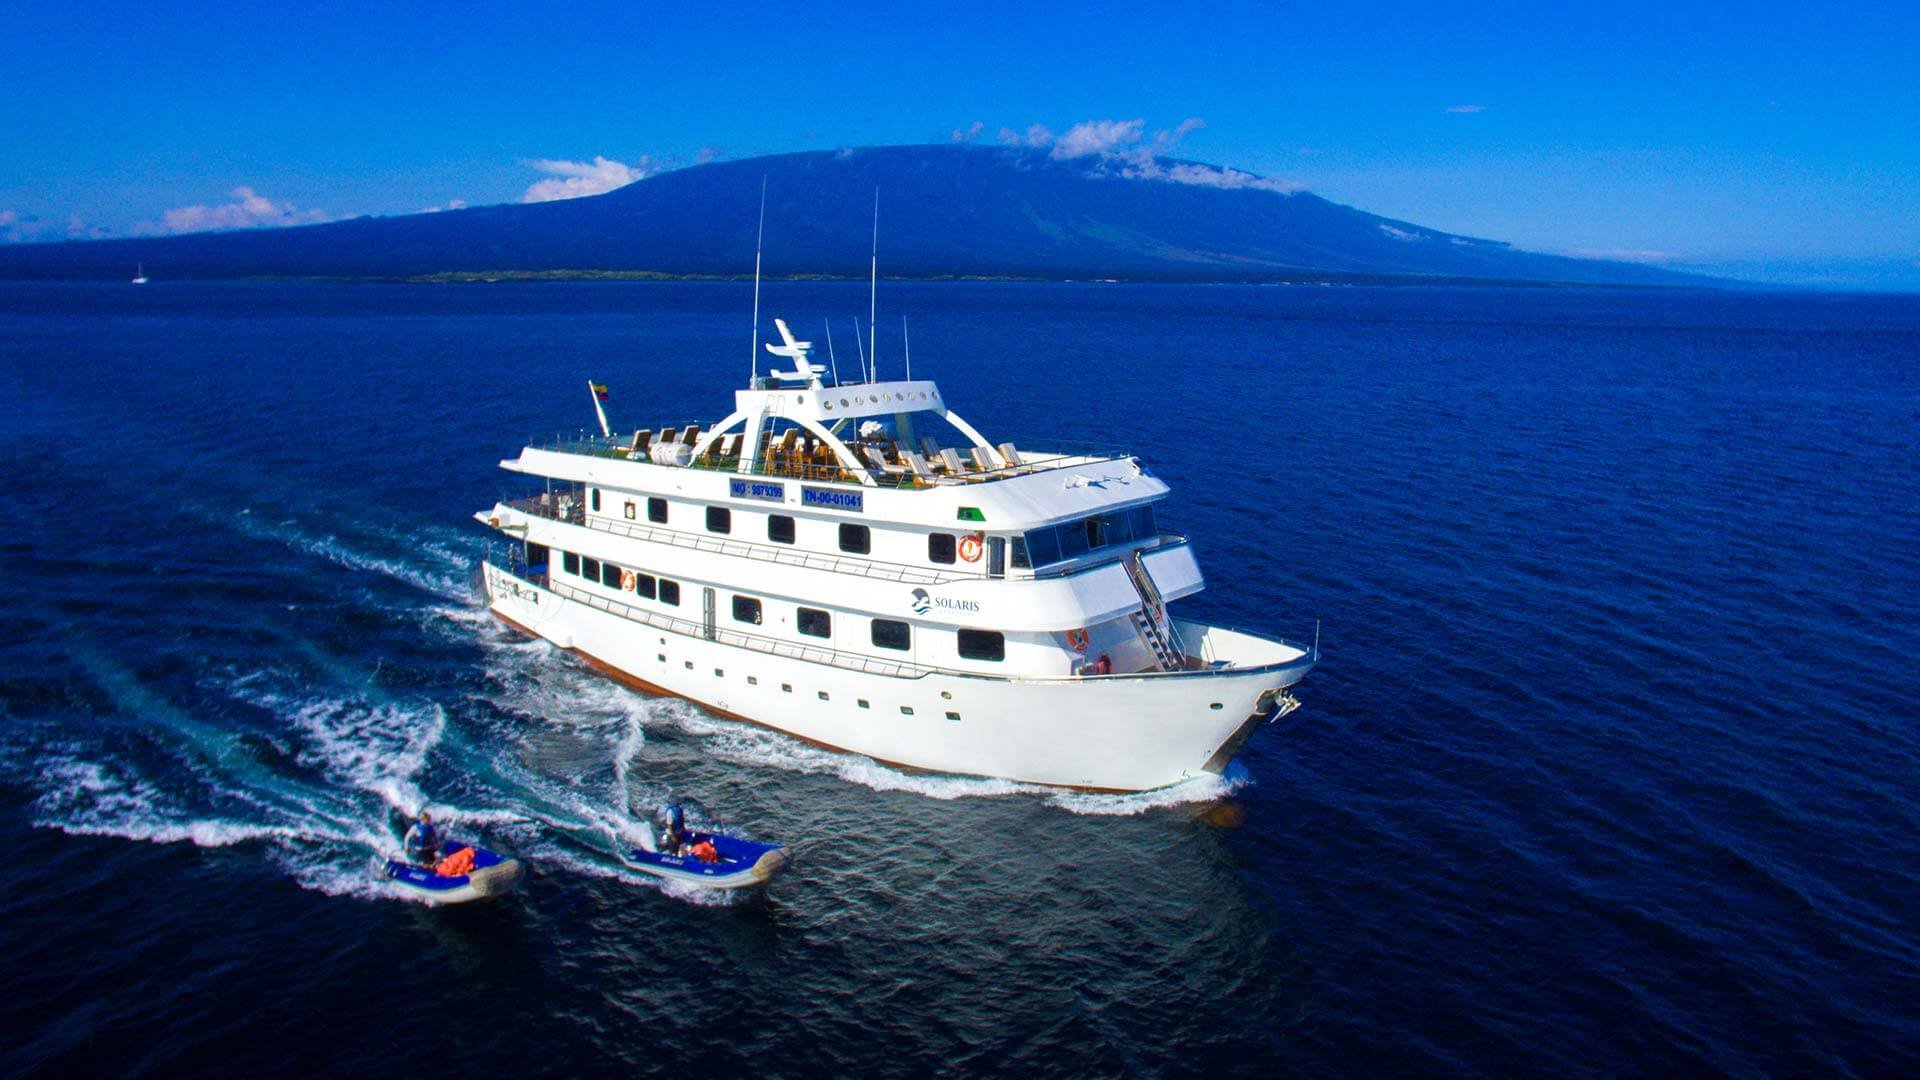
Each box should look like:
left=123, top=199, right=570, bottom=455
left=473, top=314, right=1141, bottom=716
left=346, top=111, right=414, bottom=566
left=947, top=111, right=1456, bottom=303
left=620, top=569, right=636, bottom=591
left=958, top=534, right=984, bottom=562
left=1066, top=627, right=1090, bottom=653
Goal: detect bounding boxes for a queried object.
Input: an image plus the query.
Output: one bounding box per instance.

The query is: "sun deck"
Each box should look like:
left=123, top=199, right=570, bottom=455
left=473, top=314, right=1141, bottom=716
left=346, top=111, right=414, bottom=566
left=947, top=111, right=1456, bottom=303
left=532, top=428, right=1134, bottom=490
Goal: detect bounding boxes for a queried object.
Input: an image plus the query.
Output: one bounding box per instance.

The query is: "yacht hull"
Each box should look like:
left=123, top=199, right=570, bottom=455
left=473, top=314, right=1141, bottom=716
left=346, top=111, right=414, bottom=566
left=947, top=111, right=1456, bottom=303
left=483, top=563, right=1310, bottom=792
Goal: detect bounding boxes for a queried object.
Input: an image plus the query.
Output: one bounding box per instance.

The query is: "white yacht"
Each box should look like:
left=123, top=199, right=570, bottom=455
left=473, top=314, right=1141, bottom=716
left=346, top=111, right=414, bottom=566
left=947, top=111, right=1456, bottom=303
left=476, top=320, right=1315, bottom=792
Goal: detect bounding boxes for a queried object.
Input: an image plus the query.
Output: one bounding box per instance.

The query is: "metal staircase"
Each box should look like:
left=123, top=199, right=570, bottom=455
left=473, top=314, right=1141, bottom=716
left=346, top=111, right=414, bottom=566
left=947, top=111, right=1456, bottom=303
left=1124, top=551, right=1184, bottom=672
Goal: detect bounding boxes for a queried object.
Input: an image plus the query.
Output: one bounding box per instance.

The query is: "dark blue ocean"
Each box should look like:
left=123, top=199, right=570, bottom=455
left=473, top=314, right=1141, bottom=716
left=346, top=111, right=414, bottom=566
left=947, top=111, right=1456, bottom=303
left=1, top=280, right=1916, bottom=1076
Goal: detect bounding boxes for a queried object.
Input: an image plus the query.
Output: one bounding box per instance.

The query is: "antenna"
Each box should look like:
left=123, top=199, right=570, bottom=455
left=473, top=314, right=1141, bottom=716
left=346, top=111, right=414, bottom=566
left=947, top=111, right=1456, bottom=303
left=823, top=318, right=841, bottom=386
left=748, top=177, right=767, bottom=384
left=852, top=317, right=866, bottom=383
left=868, top=187, right=879, bottom=382
left=903, top=315, right=912, bottom=381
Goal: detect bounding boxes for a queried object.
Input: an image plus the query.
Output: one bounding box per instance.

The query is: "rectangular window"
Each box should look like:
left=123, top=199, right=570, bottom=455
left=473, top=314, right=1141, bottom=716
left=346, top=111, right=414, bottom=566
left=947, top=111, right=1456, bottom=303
left=563, top=551, right=580, bottom=576
left=525, top=542, right=549, bottom=571
left=601, top=562, right=624, bottom=588
left=633, top=572, right=657, bottom=599
left=1010, top=537, right=1030, bottom=570
left=1086, top=516, right=1108, bottom=550
left=797, top=607, right=831, bottom=638
left=732, top=595, right=762, bottom=624
left=1130, top=504, right=1157, bottom=541
left=768, top=514, right=796, bottom=544
left=1025, top=527, right=1062, bottom=568
left=900, top=706, right=915, bottom=715
left=928, top=533, right=956, bottom=564
left=838, top=523, right=870, bottom=554
left=871, top=619, right=911, bottom=651
left=591, top=488, right=601, bottom=512
left=581, top=556, right=601, bottom=581
left=706, top=506, right=731, bottom=534
left=957, top=629, right=1005, bottom=662
left=1057, top=521, right=1091, bottom=560
left=658, top=579, right=680, bottom=606
left=647, top=497, right=668, bottom=524
left=858, top=699, right=870, bottom=709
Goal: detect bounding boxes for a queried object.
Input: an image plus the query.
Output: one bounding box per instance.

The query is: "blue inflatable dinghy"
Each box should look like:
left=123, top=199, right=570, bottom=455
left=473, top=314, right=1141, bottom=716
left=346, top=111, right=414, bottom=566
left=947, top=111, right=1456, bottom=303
left=383, top=842, right=524, bottom=903
left=625, top=831, right=788, bottom=889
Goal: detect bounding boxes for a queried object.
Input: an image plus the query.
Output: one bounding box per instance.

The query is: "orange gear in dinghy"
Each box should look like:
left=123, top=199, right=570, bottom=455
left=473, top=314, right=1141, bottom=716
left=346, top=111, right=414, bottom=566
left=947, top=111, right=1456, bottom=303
left=434, top=847, right=476, bottom=877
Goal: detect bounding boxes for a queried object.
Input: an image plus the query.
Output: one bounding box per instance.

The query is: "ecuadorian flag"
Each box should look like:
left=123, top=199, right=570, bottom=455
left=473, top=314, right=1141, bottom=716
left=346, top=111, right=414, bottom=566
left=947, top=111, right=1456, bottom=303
left=591, top=383, right=609, bottom=401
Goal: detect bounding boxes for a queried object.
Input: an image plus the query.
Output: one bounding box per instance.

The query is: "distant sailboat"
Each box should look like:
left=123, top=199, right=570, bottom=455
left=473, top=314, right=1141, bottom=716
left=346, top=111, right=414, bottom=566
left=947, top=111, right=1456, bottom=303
left=131, top=263, right=149, bottom=285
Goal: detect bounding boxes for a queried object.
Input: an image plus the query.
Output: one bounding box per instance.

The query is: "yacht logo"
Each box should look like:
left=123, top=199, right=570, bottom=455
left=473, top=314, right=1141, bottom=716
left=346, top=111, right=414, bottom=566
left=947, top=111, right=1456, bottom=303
left=908, top=587, right=979, bottom=615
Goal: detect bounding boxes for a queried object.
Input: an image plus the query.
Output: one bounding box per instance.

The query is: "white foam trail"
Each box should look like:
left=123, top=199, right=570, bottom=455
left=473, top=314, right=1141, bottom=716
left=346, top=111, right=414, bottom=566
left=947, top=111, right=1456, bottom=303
left=226, top=512, right=471, bottom=601
left=1047, top=767, right=1250, bottom=816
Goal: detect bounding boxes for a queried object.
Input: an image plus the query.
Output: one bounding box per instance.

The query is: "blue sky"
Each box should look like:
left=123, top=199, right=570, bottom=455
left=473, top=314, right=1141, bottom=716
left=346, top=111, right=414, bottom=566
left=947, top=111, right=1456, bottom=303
left=2, top=1, right=1915, bottom=286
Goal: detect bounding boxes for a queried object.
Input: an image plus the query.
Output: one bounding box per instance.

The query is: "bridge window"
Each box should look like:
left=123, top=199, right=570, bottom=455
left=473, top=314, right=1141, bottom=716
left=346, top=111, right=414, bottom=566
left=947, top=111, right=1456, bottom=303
left=601, top=562, right=623, bottom=588
left=957, top=629, right=1005, bottom=662
left=581, top=556, right=601, bottom=581
left=633, top=572, right=657, bottom=599
left=647, top=497, right=668, bottom=524
left=838, top=524, right=870, bottom=554
left=768, top=514, right=795, bottom=544
left=706, top=506, right=731, bottom=534
left=798, top=607, right=831, bottom=638
left=871, top=619, right=911, bottom=651
left=563, top=551, right=580, bottom=576
left=658, top=579, right=680, bottom=606
left=732, top=595, right=762, bottom=624
left=927, top=534, right=956, bottom=564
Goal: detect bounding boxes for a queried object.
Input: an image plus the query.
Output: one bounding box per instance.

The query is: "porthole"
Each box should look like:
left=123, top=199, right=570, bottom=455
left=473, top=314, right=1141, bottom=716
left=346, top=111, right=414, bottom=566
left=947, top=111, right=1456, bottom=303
left=657, top=653, right=666, bottom=662
left=684, top=661, right=693, bottom=670
left=782, top=683, right=793, bottom=693
left=940, top=690, right=953, bottom=700
left=1210, top=702, right=1224, bottom=710
left=900, top=706, right=915, bottom=715
left=839, top=398, right=849, bottom=406
left=747, top=676, right=758, bottom=686
left=818, top=691, right=830, bottom=701
left=715, top=668, right=724, bottom=677
left=945, top=711, right=961, bottom=721
left=858, top=699, right=870, bottom=709
left=824, top=401, right=834, bottom=411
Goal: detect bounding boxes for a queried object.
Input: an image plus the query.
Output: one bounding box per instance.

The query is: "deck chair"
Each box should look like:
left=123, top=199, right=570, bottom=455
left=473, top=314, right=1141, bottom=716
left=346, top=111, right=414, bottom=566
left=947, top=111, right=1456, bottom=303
left=970, top=446, right=997, bottom=472
left=680, top=424, right=701, bottom=445
left=919, top=436, right=942, bottom=458
left=659, top=426, right=678, bottom=445
left=904, top=451, right=936, bottom=482
left=997, top=442, right=1023, bottom=468
left=939, top=448, right=967, bottom=475
left=628, top=429, right=653, bottom=453
left=718, top=433, right=741, bottom=458
left=862, top=445, right=906, bottom=478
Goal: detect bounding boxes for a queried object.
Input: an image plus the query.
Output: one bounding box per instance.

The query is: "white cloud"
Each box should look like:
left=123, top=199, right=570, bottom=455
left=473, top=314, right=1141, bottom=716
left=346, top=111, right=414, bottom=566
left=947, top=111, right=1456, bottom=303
left=1559, top=247, right=1678, bottom=263
left=989, top=115, right=1302, bottom=194
left=695, top=146, right=722, bottom=164
left=1378, top=223, right=1427, bottom=242
left=520, top=156, right=655, bottom=203
left=1050, top=118, right=1145, bottom=159
left=421, top=199, right=468, bottom=213
left=951, top=121, right=985, bottom=143
left=1445, top=104, right=1488, bottom=114
left=158, top=187, right=328, bottom=234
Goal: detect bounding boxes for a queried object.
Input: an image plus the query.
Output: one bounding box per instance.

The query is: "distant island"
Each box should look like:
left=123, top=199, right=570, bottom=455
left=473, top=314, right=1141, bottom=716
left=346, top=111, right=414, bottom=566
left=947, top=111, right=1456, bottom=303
left=0, top=145, right=1714, bottom=288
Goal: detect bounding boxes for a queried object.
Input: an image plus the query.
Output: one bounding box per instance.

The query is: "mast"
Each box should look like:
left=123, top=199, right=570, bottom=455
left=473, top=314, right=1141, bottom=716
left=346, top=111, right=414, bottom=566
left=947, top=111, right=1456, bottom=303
left=748, top=177, right=767, bottom=384
left=868, top=188, right=879, bottom=383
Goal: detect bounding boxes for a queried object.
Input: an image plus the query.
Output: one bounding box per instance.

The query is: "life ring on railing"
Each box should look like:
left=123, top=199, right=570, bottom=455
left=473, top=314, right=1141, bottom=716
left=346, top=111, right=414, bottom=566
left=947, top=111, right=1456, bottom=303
left=620, top=569, right=636, bottom=591
left=1066, top=627, right=1090, bottom=653
left=958, top=534, right=984, bottom=563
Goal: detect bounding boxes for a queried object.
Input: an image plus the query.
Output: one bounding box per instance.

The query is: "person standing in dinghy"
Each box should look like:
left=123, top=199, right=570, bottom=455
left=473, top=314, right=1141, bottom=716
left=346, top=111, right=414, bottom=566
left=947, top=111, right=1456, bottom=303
left=404, top=811, right=441, bottom=866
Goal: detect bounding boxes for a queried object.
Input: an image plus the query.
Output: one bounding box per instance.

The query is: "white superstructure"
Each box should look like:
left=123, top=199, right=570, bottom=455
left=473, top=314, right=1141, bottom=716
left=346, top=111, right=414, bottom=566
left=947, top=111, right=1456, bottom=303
left=476, top=318, right=1315, bottom=791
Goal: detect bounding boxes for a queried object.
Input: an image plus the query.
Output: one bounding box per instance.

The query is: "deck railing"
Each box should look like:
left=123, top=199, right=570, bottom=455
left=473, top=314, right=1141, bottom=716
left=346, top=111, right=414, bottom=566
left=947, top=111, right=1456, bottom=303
left=527, top=428, right=1134, bottom=488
